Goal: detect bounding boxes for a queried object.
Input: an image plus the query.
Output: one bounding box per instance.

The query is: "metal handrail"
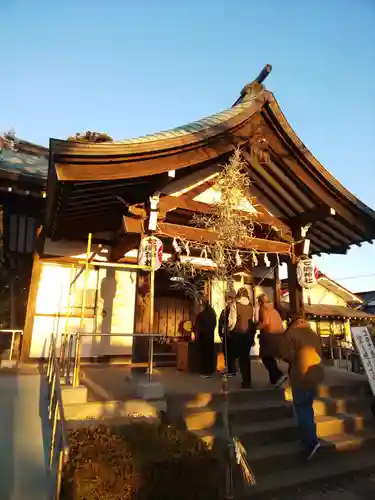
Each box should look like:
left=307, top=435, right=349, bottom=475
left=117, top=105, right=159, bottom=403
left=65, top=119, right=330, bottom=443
left=46, top=334, right=69, bottom=500
left=58, top=332, right=164, bottom=388
left=0, top=329, right=23, bottom=361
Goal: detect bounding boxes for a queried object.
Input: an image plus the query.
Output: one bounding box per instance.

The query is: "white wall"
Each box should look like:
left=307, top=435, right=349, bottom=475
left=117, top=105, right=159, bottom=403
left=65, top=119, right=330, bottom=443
left=30, top=261, right=136, bottom=358
left=304, top=284, right=346, bottom=306
left=282, top=283, right=346, bottom=307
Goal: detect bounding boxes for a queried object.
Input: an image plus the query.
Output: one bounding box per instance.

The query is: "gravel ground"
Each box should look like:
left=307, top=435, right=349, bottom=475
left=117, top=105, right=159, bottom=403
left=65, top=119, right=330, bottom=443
left=267, top=471, right=375, bottom=500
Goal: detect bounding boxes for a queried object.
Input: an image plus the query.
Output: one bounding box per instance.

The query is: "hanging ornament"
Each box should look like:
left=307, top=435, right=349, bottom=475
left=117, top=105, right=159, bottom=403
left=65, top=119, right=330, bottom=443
left=252, top=252, right=258, bottom=267
left=217, top=248, right=225, bottom=268
left=264, top=252, right=271, bottom=267
left=200, top=246, right=208, bottom=260
left=235, top=250, right=242, bottom=267
left=184, top=241, right=190, bottom=257
left=172, top=237, right=181, bottom=254
left=276, top=253, right=280, bottom=266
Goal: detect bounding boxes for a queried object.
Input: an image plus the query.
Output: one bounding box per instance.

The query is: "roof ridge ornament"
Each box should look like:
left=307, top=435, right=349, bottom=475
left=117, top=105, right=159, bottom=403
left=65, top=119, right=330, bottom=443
left=0, top=129, right=18, bottom=156
left=234, top=64, right=272, bottom=106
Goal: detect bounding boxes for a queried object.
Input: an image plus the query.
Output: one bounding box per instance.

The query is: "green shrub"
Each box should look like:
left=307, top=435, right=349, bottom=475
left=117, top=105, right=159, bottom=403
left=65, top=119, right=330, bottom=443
left=67, top=131, right=113, bottom=143
left=62, top=423, right=224, bottom=500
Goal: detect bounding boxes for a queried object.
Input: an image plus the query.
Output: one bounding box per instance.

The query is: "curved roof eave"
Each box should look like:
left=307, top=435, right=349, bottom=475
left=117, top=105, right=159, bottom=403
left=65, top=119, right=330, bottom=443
left=50, top=91, right=268, bottom=182
left=263, top=92, right=375, bottom=220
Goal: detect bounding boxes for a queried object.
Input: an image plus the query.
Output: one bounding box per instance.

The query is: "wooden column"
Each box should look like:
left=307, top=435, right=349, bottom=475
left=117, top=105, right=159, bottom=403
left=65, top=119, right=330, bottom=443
left=132, top=271, right=152, bottom=364
left=273, top=261, right=281, bottom=313
left=287, top=229, right=304, bottom=317
left=21, top=252, right=42, bottom=361
left=134, top=271, right=152, bottom=334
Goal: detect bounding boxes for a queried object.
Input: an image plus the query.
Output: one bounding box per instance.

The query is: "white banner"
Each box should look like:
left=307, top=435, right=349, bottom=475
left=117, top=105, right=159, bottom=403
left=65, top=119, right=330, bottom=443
left=351, top=326, right=375, bottom=395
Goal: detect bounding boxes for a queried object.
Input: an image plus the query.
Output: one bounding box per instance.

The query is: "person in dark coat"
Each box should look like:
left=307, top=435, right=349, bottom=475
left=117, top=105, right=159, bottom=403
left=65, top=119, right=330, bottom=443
left=220, top=288, right=256, bottom=388
left=219, top=294, right=237, bottom=377
left=194, top=299, right=217, bottom=377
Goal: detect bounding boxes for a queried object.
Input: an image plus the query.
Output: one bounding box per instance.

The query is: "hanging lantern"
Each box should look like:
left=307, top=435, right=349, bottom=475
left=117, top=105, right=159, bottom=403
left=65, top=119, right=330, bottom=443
left=138, top=236, right=164, bottom=270
left=297, top=258, right=318, bottom=289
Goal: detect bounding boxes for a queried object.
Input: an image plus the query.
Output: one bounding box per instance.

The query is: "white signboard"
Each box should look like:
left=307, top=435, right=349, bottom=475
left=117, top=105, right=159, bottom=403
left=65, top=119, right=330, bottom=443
left=138, top=236, right=163, bottom=270
left=351, top=326, right=375, bottom=395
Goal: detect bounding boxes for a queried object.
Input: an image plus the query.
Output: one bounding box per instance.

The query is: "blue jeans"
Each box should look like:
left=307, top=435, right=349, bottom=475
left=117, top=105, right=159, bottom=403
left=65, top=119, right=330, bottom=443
left=292, top=387, right=318, bottom=450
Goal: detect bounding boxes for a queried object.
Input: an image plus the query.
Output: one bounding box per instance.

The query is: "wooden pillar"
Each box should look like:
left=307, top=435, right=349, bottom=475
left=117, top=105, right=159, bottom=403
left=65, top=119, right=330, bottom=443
left=273, top=261, right=281, bottom=313
left=134, top=271, right=152, bottom=333
left=9, top=275, right=17, bottom=328
left=132, top=271, right=151, bottom=363
left=21, top=252, right=42, bottom=362
left=287, top=229, right=304, bottom=317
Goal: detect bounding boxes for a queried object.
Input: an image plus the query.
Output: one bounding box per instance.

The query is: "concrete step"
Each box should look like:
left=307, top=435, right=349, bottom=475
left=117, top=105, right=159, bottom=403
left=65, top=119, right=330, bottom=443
left=63, top=398, right=166, bottom=421
left=180, top=395, right=373, bottom=432
left=168, top=380, right=371, bottom=409
left=192, top=411, right=375, bottom=448
left=154, top=360, right=176, bottom=367
left=242, top=445, right=375, bottom=497
left=244, top=429, right=375, bottom=476
left=318, top=381, right=371, bottom=399
left=237, top=412, right=375, bottom=446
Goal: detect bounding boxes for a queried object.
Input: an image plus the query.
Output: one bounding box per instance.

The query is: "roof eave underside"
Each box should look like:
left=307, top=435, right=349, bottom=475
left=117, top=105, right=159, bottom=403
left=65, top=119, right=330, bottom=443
left=46, top=92, right=375, bottom=254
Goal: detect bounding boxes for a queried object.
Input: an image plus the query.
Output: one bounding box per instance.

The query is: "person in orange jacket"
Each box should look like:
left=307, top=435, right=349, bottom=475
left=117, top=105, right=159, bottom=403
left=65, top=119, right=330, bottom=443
left=257, top=294, right=288, bottom=387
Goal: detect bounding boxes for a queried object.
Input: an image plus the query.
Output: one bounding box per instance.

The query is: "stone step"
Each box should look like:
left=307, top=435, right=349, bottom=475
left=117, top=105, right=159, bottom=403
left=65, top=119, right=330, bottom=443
left=243, top=429, right=375, bottom=477
left=180, top=395, right=373, bottom=431
left=241, top=445, right=375, bottom=497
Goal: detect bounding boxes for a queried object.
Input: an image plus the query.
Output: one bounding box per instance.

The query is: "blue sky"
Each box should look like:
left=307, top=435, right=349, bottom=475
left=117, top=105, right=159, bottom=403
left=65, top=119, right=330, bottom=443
left=1, top=0, right=374, bottom=292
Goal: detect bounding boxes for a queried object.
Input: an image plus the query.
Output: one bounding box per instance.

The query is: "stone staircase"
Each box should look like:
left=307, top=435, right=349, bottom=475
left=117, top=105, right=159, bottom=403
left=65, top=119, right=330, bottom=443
left=166, top=380, right=375, bottom=496
left=63, top=364, right=375, bottom=496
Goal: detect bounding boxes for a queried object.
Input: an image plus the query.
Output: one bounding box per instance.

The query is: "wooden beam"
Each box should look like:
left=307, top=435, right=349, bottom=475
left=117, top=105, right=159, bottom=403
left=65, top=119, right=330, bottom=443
left=123, top=216, right=291, bottom=254
left=251, top=198, right=292, bottom=240
left=289, top=205, right=336, bottom=228
left=109, top=233, right=141, bottom=262
left=159, top=221, right=291, bottom=254
left=162, top=166, right=220, bottom=196
left=129, top=194, right=292, bottom=241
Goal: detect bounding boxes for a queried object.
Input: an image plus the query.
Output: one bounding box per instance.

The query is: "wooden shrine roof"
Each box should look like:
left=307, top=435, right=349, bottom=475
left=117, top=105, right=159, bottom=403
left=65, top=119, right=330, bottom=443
left=45, top=69, right=375, bottom=255
left=0, top=135, right=48, bottom=192
left=280, top=302, right=375, bottom=321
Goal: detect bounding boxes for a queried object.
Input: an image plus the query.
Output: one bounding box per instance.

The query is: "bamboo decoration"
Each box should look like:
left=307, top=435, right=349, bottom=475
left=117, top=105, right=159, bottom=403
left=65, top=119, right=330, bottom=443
left=161, top=149, right=258, bottom=496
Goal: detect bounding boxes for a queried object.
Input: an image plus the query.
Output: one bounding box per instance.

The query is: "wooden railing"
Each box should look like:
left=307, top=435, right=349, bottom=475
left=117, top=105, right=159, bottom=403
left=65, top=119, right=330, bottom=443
left=46, top=334, right=70, bottom=500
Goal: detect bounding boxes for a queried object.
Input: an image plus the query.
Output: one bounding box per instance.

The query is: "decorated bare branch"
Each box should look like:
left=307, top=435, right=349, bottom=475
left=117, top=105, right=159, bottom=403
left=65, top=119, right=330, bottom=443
left=162, top=148, right=256, bottom=290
